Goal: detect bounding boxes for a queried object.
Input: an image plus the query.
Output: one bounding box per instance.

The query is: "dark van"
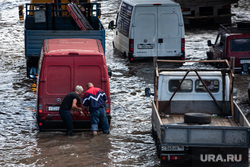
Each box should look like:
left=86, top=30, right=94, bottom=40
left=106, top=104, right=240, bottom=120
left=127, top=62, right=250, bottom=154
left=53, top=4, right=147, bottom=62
left=36, top=38, right=111, bottom=130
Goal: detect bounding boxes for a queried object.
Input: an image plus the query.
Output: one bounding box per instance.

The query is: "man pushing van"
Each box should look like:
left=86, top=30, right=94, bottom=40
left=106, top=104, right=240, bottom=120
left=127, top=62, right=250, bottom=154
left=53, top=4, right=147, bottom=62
left=82, top=83, right=110, bottom=135
left=59, top=85, right=84, bottom=136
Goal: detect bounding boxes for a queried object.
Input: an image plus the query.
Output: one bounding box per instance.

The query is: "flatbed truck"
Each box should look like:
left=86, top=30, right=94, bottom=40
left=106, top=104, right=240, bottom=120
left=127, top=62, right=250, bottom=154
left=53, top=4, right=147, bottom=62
left=146, top=58, right=250, bottom=166
left=23, top=2, right=104, bottom=78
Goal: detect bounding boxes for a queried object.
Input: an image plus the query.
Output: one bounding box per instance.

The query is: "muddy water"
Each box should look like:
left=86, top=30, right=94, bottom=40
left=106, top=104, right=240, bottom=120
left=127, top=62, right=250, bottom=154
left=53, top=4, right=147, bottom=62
left=0, top=0, right=249, bottom=166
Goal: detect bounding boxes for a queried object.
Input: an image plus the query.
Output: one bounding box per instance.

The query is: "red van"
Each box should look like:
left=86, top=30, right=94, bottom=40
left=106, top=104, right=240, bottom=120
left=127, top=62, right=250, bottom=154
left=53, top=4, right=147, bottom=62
left=36, top=38, right=111, bottom=130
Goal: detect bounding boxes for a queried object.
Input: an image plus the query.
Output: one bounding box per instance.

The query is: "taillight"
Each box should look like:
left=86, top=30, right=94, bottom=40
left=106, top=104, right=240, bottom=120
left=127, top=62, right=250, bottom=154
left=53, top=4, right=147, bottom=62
left=162, top=155, right=181, bottom=161
left=39, top=122, right=43, bottom=126
left=129, top=39, right=134, bottom=53
left=105, top=102, right=110, bottom=115
left=38, top=104, right=43, bottom=114
left=181, top=38, right=185, bottom=52
left=170, top=155, right=181, bottom=160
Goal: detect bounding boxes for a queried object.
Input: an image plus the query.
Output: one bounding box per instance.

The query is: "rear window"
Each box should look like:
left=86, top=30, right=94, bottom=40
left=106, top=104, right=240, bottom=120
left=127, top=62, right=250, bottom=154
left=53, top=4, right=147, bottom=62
left=195, top=79, right=219, bottom=92
left=230, top=38, right=250, bottom=52
left=169, top=79, right=192, bottom=92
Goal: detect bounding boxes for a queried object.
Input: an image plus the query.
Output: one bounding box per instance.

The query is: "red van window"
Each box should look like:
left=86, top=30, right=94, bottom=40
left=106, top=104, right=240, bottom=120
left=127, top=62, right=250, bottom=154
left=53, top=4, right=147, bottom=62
left=47, top=65, right=72, bottom=94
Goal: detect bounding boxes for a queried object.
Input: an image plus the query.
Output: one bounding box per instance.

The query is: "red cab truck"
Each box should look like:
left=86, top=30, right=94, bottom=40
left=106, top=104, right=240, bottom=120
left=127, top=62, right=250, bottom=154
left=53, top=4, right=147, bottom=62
left=36, top=38, right=111, bottom=130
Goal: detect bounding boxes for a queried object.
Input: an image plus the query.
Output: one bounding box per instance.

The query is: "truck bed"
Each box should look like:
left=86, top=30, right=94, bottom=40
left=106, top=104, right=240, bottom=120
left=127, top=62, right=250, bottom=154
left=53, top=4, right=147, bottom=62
left=161, top=115, right=239, bottom=127
left=152, top=101, right=250, bottom=148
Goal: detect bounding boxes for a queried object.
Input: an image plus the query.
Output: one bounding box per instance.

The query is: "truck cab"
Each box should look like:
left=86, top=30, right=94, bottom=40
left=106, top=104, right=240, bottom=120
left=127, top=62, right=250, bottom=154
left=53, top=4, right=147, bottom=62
left=157, top=71, right=230, bottom=114
left=37, top=38, right=111, bottom=131
left=207, top=22, right=250, bottom=72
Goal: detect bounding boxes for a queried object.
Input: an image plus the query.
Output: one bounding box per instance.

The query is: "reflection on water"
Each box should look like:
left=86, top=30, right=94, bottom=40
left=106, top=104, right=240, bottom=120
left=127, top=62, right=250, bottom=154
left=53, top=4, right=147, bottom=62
left=20, top=132, right=112, bottom=166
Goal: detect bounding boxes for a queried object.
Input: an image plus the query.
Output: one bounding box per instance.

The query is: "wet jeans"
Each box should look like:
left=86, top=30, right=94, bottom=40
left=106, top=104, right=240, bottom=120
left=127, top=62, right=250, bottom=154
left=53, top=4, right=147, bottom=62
left=59, top=110, right=73, bottom=136
left=90, top=107, right=109, bottom=133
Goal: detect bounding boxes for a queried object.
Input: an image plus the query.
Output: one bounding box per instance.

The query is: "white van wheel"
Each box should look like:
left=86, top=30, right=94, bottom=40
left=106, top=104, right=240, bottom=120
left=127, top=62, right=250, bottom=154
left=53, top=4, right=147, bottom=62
left=123, top=52, right=127, bottom=59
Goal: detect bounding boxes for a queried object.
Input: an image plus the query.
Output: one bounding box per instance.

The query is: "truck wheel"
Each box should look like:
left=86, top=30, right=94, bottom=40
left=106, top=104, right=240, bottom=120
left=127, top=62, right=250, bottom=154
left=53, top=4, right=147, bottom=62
left=123, top=52, right=127, bottom=59
left=184, top=113, right=211, bottom=124
left=206, top=51, right=213, bottom=60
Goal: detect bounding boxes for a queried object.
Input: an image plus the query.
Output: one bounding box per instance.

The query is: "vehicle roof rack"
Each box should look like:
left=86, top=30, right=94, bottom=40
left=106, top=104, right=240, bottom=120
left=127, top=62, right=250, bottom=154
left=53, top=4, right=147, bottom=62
left=219, top=21, right=250, bottom=34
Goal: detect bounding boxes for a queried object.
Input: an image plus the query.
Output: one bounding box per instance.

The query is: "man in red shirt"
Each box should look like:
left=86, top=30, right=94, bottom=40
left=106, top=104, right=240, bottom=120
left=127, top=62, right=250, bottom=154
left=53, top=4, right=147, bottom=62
left=82, top=83, right=109, bottom=135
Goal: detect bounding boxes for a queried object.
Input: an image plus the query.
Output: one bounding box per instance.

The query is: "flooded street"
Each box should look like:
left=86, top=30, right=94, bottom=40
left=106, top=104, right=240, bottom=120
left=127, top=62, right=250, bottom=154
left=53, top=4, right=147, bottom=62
left=0, top=0, right=249, bottom=166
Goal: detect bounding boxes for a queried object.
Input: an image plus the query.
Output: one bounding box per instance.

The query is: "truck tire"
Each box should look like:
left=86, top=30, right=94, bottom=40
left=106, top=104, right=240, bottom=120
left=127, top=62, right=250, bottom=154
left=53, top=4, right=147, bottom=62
left=184, top=113, right=211, bottom=124
left=206, top=51, right=213, bottom=60
left=123, top=52, right=127, bottom=59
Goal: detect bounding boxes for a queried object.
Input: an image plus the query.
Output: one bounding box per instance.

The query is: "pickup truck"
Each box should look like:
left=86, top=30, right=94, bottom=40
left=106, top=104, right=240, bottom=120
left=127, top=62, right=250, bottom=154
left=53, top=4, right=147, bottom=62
left=146, top=58, right=250, bottom=166
left=207, top=22, right=250, bottom=73
left=23, top=2, right=104, bottom=78
left=173, top=0, right=238, bottom=25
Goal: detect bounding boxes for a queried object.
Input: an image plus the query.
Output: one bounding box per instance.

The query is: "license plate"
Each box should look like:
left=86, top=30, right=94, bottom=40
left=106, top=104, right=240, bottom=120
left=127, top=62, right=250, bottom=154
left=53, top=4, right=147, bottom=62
left=137, top=44, right=154, bottom=49
left=48, top=106, right=60, bottom=111
left=240, top=59, right=250, bottom=64
left=162, top=146, right=185, bottom=151
left=182, top=11, right=191, bottom=15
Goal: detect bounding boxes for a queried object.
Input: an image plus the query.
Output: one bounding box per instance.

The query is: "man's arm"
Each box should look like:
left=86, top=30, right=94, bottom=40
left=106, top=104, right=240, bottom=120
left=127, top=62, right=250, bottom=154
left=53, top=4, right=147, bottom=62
left=72, top=99, right=82, bottom=112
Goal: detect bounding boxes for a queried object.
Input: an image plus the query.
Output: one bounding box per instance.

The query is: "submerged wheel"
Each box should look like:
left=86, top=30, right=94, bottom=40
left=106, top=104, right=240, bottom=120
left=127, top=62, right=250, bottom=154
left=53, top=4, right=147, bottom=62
left=184, top=113, right=211, bottom=124
left=123, top=52, right=127, bottom=59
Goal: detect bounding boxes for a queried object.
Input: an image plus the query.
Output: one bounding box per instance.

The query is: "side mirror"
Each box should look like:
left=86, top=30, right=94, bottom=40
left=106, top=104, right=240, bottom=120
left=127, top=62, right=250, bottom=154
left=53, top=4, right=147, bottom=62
left=145, top=88, right=154, bottom=97
left=108, top=20, right=115, bottom=30
left=18, top=5, right=24, bottom=20
left=207, top=40, right=212, bottom=46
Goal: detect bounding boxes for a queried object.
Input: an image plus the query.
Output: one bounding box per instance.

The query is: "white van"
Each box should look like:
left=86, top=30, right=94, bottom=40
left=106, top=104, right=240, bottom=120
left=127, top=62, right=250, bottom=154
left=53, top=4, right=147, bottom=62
left=109, top=0, right=185, bottom=62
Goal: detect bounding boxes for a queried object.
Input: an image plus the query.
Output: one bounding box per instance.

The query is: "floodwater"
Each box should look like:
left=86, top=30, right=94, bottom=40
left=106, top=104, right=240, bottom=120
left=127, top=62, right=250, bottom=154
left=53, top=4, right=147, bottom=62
left=0, top=0, right=249, bottom=166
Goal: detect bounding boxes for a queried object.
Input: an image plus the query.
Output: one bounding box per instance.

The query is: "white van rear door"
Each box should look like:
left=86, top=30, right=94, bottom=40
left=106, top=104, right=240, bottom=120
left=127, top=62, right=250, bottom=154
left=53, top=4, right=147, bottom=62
left=133, top=6, right=158, bottom=57
left=158, top=6, right=181, bottom=57
left=133, top=5, right=182, bottom=58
